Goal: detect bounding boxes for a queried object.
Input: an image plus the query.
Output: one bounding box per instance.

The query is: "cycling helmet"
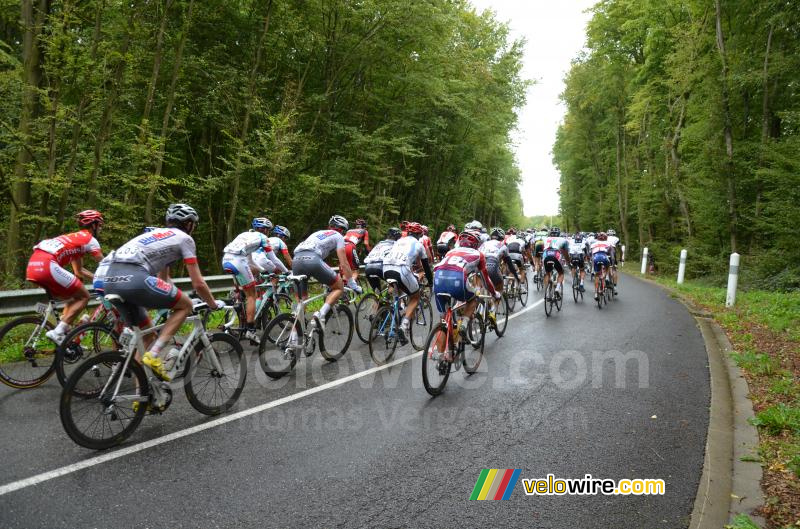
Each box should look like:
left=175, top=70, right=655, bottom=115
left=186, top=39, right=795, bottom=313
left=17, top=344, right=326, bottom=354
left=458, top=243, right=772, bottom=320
left=406, top=222, right=424, bottom=235
left=607, top=229, right=616, bottom=236
left=549, top=227, right=561, bottom=237
left=490, top=227, right=505, bottom=240
left=574, top=234, right=583, bottom=243
left=457, top=231, right=481, bottom=249
left=597, top=232, right=608, bottom=241
left=465, top=220, right=483, bottom=231
left=387, top=227, right=402, bottom=240
left=76, top=210, right=104, bottom=227
left=143, top=226, right=158, bottom=233
left=400, top=220, right=410, bottom=230
left=446, top=224, right=456, bottom=232
left=355, top=218, right=367, bottom=228
left=272, top=225, right=291, bottom=239
left=421, top=225, right=429, bottom=236
left=165, top=203, right=199, bottom=224
left=507, top=227, right=517, bottom=235
left=328, top=215, right=349, bottom=232
left=252, top=217, right=273, bottom=230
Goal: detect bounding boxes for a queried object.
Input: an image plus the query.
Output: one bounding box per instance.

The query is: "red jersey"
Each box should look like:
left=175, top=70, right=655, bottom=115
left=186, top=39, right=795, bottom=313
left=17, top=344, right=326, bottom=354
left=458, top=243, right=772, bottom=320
left=344, top=228, right=370, bottom=251
left=33, top=230, right=102, bottom=266
left=434, top=248, right=497, bottom=296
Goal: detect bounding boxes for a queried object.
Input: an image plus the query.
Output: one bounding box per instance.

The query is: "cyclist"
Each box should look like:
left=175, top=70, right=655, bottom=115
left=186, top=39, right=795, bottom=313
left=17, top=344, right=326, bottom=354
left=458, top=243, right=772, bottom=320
left=25, top=210, right=105, bottom=345
left=382, top=222, right=433, bottom=345
left=568, top=233, right=586, bottom=292
left=481, top=228, right=520, bottom=322
left=102, top=204, right=224, bottom=380
left=606, top=228, right=620, bottom=294
left=590, top=232, right=613, bottom=301
left=292, top=215, right=360, bottom=330
left=222, top=217, right=286, bottom=344
left=504, top=228, right=528, bottom=286
left=433, top=231, right=501, bottom=356
left=420, top=225, right=435, bottom=262
left=436, top=224, right=458, bottom=259
left=532, top=229, right=546, bottom=278
left=363, top=227, right=402, bottom=291
left=269, top=225, right=293, bottom=270
left=542, top=227, right=570, bottom=300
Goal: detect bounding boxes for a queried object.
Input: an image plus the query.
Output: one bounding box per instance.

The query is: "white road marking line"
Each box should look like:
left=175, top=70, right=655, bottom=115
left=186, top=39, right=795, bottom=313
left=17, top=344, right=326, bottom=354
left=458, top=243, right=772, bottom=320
left=0, top=297, right=543, bottom=497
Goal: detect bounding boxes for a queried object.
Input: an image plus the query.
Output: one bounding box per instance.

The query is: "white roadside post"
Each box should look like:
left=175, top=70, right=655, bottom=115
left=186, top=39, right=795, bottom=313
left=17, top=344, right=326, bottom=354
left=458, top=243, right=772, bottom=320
left=621, top=244, right=626, bottom=266
left=677, top=249, right=687, bottom=284
left=641, top=247, right=648, bottom=275
left=726, top=253, right=740, bottom=307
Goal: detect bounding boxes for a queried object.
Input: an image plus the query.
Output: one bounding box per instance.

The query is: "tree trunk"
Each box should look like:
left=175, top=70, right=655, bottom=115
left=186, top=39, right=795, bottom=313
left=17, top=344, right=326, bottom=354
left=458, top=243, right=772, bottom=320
left=753, top=23, right=773, bottom=228
left=5, top=0, right=49, bottom=277
left=615, top=115, right=630, bottom=249
left=670, top=92, right=693, bottom=238
left=715, top=0, right=737, bottom=252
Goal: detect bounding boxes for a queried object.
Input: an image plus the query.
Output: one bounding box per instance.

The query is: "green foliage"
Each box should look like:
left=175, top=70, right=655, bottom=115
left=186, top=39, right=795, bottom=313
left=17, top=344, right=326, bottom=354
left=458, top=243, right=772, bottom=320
left=749, top=403, right=800, bottom=435
left=0, top=0, right=529, bottom=284
left=554, top=0, right=800, bottom=292
left=724, top=514, right=760, bottom=529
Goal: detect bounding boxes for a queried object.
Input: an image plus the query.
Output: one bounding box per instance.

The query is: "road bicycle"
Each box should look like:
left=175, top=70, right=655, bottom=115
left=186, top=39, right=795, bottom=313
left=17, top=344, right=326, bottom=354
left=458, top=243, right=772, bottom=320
left=354, top=279, right=389, bottom=344
left=595, top=264, right=612, bottom=309
left=422, top=292, right=484, bottom=396
left=543, top=267, right=563, bottom=317
left=570, top=264, right=584, bottom=303
left=532, top=265, right=544, bottom=293
left=367, top=280, right=433, bottom=365
left=258, top=274, right=354, bottom=379
left=219, top=272, right=293, bottom=341
left=59, top=297, right=246, bottom=449
left=468, top=291, right=509, bottom=347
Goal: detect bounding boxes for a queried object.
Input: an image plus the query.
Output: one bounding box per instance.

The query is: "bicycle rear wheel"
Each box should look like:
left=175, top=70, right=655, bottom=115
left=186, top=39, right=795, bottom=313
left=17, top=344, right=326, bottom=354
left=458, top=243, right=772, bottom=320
left=422, top=323, right=451, bottom=396
left=518, top=278, right=529, bottom=307
left=572, top=275, right=579, bottom=302
left=410, top=295, right=433, bottom=351
left=59, top=351, right=148, bottom=450
left=507, top=281, right=517, bottom=311
left=259, top=313, right=299, bottom=379
left=355, top=293, right=380, bottom=344
left=493, top=294, right=509, bottom=337
left=185, top=332, right=246, bottom=415
left=0, top=315, right=57, bottom=389
left=544, top=283, right=554, bottom=317
left=320, top=304, right=353, bottom=361
left=463, top=313, right=485, bottom=375
left=56, top=322, right=121, bottom=388
left=368, top=306, right=398, bottom=365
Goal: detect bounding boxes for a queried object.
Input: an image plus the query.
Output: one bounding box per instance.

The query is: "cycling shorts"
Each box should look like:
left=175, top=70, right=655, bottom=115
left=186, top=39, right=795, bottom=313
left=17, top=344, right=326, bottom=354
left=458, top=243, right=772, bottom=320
left=485, top=257, right=503, bottom=289
left=364, top=262, right=384, bottom=292
left=534, top=242, right=544, bottom=257
left=593, top=253, right=611, bottom=273
left=26, top=249, right=82, bottom=299
left=344, top=242, right=360, bottom=271
left=292, top=251, right=338, bottom=297
left=543, top=252, right=564, bottom=275
left=222, top=253, right=257, bottom=288
left=437, top=243, right=450, bottom=259
left=609, top=247, right=617, bottom=266
left=570, top=254, right=583, bottom=269
left=103, top=263, right=181, bottom=326
left=433, top=269, right=475, bottom=313
left=383, top=265, right=419, bottom=296
left=509, top=252, right=524, bottom=265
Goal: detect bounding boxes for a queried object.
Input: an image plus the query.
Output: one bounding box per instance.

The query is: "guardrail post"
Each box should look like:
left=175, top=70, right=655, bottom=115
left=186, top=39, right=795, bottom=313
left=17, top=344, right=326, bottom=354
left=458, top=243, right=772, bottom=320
left=677, top=249, right=687, bottom=284
left=726, top=252, right=740, bottom=307
left=621, top=244, right=626, bottom=266
left=640, top=247, right=648, bottom=275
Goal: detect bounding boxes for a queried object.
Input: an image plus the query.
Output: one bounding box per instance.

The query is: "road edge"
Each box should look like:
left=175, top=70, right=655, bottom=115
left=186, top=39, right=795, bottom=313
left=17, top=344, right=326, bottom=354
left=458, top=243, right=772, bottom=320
left=620, top=270, right=765, bottom=528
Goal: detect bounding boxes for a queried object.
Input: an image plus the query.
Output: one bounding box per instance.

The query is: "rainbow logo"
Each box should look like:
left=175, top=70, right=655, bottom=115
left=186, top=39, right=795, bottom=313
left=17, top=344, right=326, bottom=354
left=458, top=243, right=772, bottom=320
left=470, top=469, right=521, bottom=500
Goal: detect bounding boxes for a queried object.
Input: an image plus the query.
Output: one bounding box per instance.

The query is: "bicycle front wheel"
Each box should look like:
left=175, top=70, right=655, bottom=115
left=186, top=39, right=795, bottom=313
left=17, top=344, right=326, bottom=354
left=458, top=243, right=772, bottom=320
left=368, top=306, right=397, bottom=365
left=59, top=351, right=148, bottom=450
left=518, top=278, right=529, bottom=307
left=422, top=323, right=451, bottom=397
left=544, top=283, right=554, bottom=317
left=494, top=294, right=509, bottom=338
left=320, top=304, right=353, bottom=361
left=355, top=293, right=380, bottom=344
left=0, top=315, right=57, bottom=389
left=507, top=282, right=517, bottom=311
left=463, top=313, right=485, bottom=375
left=185, top=332, right=246, bottom=415
left=259, top=313, right=299, bottom=379
left=55, top=322, right=121, bottom=388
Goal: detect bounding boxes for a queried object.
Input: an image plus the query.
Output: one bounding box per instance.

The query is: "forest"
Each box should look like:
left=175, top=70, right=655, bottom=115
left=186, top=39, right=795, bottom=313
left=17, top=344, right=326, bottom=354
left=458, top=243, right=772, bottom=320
left=554, top=0, right=800, bottom=289
left=0, top=0, right=528, bottom=287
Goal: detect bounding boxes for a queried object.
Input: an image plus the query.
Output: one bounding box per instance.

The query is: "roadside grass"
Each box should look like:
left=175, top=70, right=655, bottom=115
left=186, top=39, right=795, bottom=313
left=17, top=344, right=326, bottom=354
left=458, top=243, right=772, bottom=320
left=644, top=273, right=800, bottom=528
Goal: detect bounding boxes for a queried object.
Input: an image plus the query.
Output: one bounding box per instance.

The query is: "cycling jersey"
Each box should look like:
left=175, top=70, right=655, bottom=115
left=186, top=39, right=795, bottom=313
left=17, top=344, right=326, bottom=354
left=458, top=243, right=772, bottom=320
left=93, top=251, right=116, bottom=292
left=568, top=240, right=585, bottom=258
left=268, top=236, right=290, bottom=257
left=294, top=230, right=346, bottom=260
left=590, top=241, right=612, bottom=273
left=433, top=248, right=497, bottom=312
left=505, top=235, right=526, bottom=260
left=223, top=231, right=270, bottom=256
left=251, top=247, right=288, bottom=274
left=111, top=227, right=197, bottom=275
left=590, top=240, right=612, bottom=255
left=437, top=231, right=457, bottom=246
left=344, top=228, right=370, bottom=249
left=364, top=239, right=394, bottom=264
left=479, top=239, right=516, bottom=287
left=383, top=236, right=427, bottom=268
left=420, top=235, right=434, bottom=260
left=33, top=230, right=102, bottom=267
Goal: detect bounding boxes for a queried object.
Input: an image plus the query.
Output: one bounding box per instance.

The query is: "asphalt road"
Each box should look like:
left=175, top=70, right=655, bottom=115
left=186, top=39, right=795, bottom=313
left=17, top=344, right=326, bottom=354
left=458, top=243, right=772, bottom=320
left=0, top=272, right=709, bottom=529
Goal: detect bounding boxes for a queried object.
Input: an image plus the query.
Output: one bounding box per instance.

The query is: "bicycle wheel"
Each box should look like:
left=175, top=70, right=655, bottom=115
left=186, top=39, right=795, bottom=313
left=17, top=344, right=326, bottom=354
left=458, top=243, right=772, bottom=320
left=535, top=271, right=542, bottom=292
left=355, top=293, right=380, bottom=344
left=59, top=351, right=148, bottom=450
left=463, top=313, right=485, bottom=375
left=259, top=313, right=299, bottom=379
left=518, top=277, right=529, bottom=307
left=555, top=286, right=563, bottom=312
left=572, top=274, right=579, bottom=303
left=56, top=322, right=121, bottom=388
left=493, top=294, right=509, bottom=337
left=507, top=281, right=517, bottom=311
left=320, top=304, right=353, bottom=361
left=368, top=306, right=398, bottom=365
left=0, top=315, right=57, bottom=389
left=410, top=295, right=433, bottom=351
left=185, top=332, right=246, bottom=415
left=466, top=303, right=484, bottom=349
left=421, top=323, right=451, bottom=396
left=544, top=283, right=554, bottom=317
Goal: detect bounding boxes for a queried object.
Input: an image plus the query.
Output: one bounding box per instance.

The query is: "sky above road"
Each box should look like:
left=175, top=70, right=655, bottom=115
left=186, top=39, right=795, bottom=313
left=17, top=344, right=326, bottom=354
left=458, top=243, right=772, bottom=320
left=468, top=0, right=596, bottom=216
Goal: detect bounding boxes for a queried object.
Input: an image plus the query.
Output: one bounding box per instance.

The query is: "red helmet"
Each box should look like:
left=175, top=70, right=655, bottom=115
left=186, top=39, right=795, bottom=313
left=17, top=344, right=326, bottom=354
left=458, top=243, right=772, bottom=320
left=76, top=210, right=104, bottom=227
left=507, top=227, right=516, bottom=235
left=400, top=220, right=409, bottom=230
left=457, top=231, right=480, bottom=249
left=446, top=224, right=456, bottom=232
left=406, top=222, right=424, bottom=235
left=597, top=232, right=608, bottom=241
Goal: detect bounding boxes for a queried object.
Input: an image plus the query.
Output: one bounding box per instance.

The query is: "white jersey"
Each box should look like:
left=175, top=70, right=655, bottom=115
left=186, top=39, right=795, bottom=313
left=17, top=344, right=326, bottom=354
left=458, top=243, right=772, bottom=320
left=568, top=240, right=585, bottom=256
left=223, top=231, right=269, bottom=256
left=383, top=235, right=427, bottom=268
left=607, top=235, right=620, bottom=248
left=480, top=232, right=490, bottom=243
left=268, top=236, right=289, bottom=255
left=479, top=239, right=508, bottom=261
left=93, top=250, right=115, bottom=289
left=505, top=235, right=526, bottom=255
left=544, top=236, right=569, bottom=251
left=590, top=240, right=613, bottom=255
left=111, top=227, right=197, bottom=275
left=252, top=247, right=288, bottom=274
left=364, top=239, right=395, bottom=264
left=294, top=229, right=346, bottom=259
left=437, top=231, right=457, bottom=245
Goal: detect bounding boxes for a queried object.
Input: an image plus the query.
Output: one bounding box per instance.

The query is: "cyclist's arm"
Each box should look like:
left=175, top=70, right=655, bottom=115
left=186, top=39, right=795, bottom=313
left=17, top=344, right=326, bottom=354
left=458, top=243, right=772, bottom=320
left=71, top=257, right=95, bottom=282
left=187, top=262, right=216, bottom=306
left=336, top=247, right=354, bottom=280
left=364, top=231, right=371, bottom=253
left=419, top=256, right=433, bottom=286
left=478, top=256, right=498, bottom=297
left=266, top=249, right=288, bottom=274
left=280, top=247, right=293, bottom=269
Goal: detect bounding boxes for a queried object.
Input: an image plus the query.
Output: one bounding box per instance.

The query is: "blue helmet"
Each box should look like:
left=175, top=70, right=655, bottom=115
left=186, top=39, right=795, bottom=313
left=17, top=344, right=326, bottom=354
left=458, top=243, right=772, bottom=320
left=143, top=226, right=158, bottom=233
left=252, top=217, right=273, bottom=230
left=272, top=225, right=291, bottom=239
